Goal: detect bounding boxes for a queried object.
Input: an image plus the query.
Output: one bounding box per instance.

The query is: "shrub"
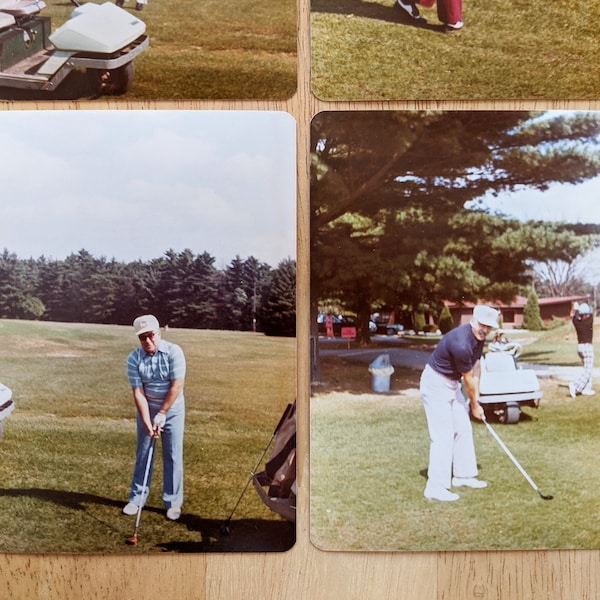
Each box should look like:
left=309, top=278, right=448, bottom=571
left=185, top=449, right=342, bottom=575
left=523, top=289, right=544, bottom=331
left=438, top=306, right=454, bottom=334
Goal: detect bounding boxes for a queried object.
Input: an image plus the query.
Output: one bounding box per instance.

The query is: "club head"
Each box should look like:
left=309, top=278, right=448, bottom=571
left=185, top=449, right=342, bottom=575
left=220, top=525, right=231, bottom=536
left=126, top=535, right=138, bottom=545
left=540, top=493, right=554, bottom=500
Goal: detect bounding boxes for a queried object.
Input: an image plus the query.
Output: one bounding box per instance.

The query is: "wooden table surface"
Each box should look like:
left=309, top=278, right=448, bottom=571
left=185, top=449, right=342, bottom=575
left=2, top=0, right=600, bottom=596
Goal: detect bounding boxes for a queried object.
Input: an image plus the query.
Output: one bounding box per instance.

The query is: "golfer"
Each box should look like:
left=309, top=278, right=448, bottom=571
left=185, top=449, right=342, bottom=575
left=123, top=314, right=186, bottom=521
left=420, top=304, right=499, bottom=502
left=569, top=302, right=595, bottom=398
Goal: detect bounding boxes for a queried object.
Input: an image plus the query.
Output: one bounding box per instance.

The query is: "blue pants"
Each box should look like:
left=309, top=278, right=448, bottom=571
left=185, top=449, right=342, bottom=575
left=128, top=400, right=185, bottom=509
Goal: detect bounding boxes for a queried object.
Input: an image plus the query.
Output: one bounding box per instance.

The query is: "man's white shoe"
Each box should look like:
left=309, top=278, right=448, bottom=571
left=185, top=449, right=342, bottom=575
left=452, top=477, right=487, bottom=489
left=123, top=502, right=139, bottom=516
left=581, top=389, right=596, bottom=396
left=424, top=487, right=459, bottom=502
left=395, top=0, right=422, bottom=19
left=166, top=507, right=181, bottom=520
left=569, top=382, right=577, bottom=398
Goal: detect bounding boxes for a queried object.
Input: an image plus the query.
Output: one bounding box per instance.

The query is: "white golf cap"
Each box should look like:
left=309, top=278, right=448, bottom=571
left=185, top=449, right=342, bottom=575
left=133, top=314, right=160, bottom=336
left=578, top=302, right=593, bottom=315
left=473, top=305, right=500, bottom=328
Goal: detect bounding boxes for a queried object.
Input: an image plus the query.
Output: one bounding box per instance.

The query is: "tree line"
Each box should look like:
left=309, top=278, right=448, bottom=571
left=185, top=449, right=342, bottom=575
left=0, top=248, right=296, bottom=336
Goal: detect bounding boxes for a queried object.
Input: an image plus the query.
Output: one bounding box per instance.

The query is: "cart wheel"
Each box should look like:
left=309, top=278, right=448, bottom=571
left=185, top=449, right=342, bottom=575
left=499, top=403, right=520, bottom=424
left=89, top=62, right=135, bottom=96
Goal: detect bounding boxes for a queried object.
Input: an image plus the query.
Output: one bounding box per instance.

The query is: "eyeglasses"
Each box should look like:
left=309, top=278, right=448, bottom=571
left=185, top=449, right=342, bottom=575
left=138, top=331, right=157, bottom=341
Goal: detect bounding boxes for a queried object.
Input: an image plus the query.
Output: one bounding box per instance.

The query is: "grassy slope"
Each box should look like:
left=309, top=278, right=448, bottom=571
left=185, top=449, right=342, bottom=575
left=310, top=321, right=600, bottom=551
left=0, top=319, right=295, bottom=553
left=311, top=0, right=600, bottom=100
left=47, top=0, right=296, bottom=100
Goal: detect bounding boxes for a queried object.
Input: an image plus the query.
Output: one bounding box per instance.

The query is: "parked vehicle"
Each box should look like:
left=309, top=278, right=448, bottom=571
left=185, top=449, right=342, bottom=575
left=478, top=340, right=543, bottom=424
left=317, top=314, right=376, bottom=338
left=371, top=313, right=405, bottom=336
left=0, top=0, right=148, bottom=98
left=0, top=382, right=14, bottom=439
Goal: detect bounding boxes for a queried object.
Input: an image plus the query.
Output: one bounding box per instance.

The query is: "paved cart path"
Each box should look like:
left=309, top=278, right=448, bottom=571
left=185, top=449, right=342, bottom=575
left=317, top=336, right=600, bottom=381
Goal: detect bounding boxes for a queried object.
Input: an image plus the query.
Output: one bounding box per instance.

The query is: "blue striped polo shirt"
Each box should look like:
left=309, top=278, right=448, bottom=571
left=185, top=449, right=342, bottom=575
left=127, top=339, right=186, bottom=405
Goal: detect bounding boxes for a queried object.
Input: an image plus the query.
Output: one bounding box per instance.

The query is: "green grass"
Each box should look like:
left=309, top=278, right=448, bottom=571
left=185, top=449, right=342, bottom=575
left=0, top=319, right=295, bottom=553
left=46, top=0, right=296, bottom=99
left=311, top=0, right=600, bottom=100
left=310, top=321, right=600, bottom=551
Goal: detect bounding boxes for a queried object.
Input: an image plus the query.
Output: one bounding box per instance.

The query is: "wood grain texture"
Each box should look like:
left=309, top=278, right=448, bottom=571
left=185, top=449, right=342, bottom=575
left=1, top=0, right=600, bottom=596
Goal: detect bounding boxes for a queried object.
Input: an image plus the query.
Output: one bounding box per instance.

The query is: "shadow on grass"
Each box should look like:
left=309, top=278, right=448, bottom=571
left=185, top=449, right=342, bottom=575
left=311, top=0, right=443, bottom=32
left=0, top=487, right=295, bottom=552
left=161, top=513, right=295, bottom=553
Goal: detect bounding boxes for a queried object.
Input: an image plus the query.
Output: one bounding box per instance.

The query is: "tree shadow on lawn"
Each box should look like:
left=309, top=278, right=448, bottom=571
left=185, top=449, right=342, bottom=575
left=0, top=488, right=295, bottom=553
left=315, top=355, right=422, bottom=396
left=312, top=0, right=443, bottom=32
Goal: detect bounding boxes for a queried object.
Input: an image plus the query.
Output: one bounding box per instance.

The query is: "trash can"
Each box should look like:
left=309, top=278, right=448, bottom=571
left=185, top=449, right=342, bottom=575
left=368, top=354, right=394, bottom=393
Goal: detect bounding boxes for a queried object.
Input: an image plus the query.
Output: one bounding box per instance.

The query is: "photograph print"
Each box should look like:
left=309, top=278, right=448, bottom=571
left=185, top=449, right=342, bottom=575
left=0, top=0, right=296, bottom=101
left=0, top=109, right=297, bottom=554
left=310, top=0, right=600, bottom=101
left=309, top=109, right=600, bottom=551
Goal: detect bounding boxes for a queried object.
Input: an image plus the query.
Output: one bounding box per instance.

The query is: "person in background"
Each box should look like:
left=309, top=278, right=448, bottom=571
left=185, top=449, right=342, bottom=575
left=395, top=0, right=464, bottom=33
left=420, top=304, right=499, bottom=502
left=569, top=302, right=595, bottom=398
left=123, top=314, right=186, bottom=521
left=435, top=0, right=464, bottom=33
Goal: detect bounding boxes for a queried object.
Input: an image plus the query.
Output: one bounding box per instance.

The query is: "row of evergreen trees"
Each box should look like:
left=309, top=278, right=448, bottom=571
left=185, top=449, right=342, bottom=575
left=0, top=248, right=296, bottom=336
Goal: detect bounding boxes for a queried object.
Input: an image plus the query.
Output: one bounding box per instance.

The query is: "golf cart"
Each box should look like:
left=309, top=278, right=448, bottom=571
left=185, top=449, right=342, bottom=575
left=0, top=0, right=148, bottom=98
left=479, top=335, right=543, bottom=424
left=0, top=383, right=14, bottom=439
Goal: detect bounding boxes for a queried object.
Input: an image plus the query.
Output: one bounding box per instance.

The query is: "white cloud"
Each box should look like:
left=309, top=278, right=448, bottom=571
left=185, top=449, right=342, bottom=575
left=0, top=111, right=296, bottom=266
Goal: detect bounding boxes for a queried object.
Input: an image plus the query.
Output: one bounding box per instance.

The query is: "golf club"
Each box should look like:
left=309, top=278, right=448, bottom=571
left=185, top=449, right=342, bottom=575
left=220, top=402, right=294, bottom=535
left=126, top=430, right=158, bottom=545
left=483, top=418, right=553, bottom=500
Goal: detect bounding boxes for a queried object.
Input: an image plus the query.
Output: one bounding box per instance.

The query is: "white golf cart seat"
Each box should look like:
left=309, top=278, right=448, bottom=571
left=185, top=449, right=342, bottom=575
left=0, top=0, right=45, bottom=16
left=0, top=11, right=15, bottom=27
left=479, top=353, right=542, bottom=401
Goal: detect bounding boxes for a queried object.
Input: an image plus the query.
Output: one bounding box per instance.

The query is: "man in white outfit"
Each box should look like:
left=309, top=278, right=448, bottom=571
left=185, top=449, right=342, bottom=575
left=420, top=304, right=499, bottom=501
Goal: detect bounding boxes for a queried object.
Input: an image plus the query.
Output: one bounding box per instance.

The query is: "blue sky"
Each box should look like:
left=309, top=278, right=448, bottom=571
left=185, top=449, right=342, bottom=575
left=474, top=178, right=600, bottom=224
left=0, top=110, right=296, bottom=268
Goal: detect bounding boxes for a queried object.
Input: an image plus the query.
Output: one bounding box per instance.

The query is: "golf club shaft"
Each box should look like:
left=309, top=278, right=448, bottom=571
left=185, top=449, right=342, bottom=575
left=223, top=402, right=294, bottom=526
left=483, top=419, right=550, bottom=498
left=132, top=432, right=157, bottom=536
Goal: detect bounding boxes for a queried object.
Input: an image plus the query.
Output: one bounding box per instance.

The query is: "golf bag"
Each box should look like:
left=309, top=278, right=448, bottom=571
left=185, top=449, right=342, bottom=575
left=252, top=401, right=296, bottom=522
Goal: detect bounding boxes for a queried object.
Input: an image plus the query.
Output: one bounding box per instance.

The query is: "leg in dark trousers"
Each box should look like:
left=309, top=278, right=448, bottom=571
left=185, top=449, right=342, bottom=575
left=437, top=0, right=462, bottom=25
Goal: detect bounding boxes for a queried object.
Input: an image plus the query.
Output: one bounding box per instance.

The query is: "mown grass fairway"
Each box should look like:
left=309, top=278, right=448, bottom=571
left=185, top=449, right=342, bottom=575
left=311, top=0, right=600, bottom=100
left=46, top=0, right=296, bottom=100
left=310, top=322, right=600, bottom=551
left=0, top=319, right=295, bottom=553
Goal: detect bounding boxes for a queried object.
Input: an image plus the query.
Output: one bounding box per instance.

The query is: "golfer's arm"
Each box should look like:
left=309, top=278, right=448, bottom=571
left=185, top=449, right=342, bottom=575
left=462, top=361, right=481, bottom=412
left=132, top=387, right=152, bottom=431
left=157, top=379, right=184, bottom=416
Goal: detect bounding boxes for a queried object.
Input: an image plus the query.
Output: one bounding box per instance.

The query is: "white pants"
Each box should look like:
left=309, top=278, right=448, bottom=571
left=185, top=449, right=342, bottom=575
left=420, top=364, right=478, bottom=490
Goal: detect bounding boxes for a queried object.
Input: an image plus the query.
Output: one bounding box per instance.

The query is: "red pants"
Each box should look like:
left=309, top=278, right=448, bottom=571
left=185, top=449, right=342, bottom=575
left=437, top=0, right=462, bottom=24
